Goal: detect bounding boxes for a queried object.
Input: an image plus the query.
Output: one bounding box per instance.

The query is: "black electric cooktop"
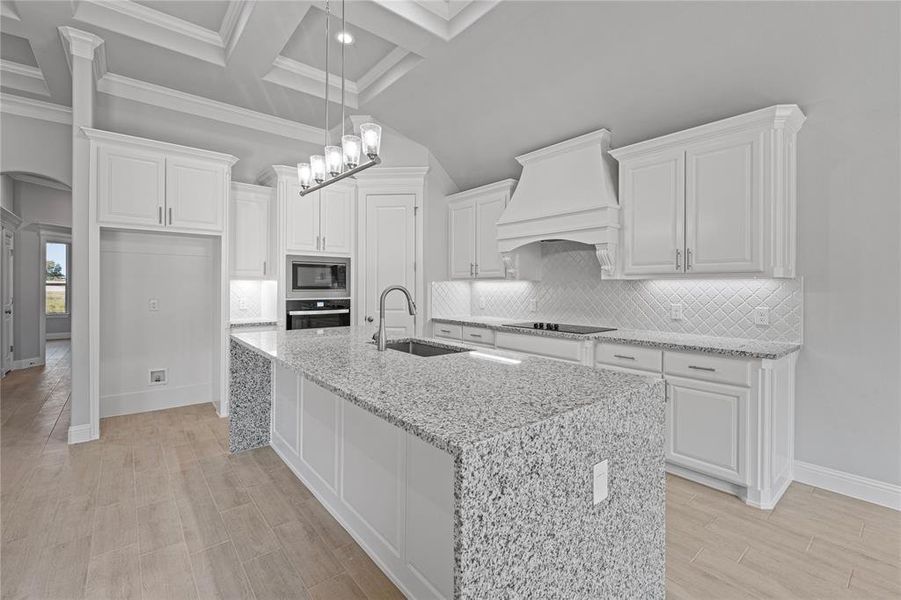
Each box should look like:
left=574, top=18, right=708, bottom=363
left=503, top=322, right=617, bottom=335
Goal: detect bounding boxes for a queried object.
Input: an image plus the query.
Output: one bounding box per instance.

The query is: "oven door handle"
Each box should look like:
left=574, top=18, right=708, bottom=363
left=288, top=309, right=351, bottom=316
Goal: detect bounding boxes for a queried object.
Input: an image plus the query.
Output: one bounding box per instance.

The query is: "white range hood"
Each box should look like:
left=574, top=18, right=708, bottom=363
left=496, top=129, right=620, bottom=275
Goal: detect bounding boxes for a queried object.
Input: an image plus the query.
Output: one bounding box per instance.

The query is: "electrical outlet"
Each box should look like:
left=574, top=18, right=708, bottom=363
left=670, top=303, right=683, bottom=321
left=593, top=460, right=609, bottom=504
left=148, top=298, right=159, bottom=312
left=754, top=306, right=770, bottom=326
left=238, top=297, right=248, bottom=310
left=478, top=296, right=486, bottom=310
left=529, top=298, right=538, bottom=313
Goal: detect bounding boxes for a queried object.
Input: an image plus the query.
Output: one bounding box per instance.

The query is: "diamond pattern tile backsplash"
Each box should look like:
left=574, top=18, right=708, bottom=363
left=431, top=241, right=802, bottom=342
left=230, top=280, right=278, bottom=321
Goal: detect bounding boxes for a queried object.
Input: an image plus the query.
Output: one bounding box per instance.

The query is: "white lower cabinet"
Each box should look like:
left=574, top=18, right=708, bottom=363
left=271, top=364, right=453, bottom=599
left=665, top=376, right=748, bottom=485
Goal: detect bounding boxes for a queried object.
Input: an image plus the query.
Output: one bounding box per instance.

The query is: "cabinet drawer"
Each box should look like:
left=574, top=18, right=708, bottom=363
left=433, top=323, right=462, bottom=340
left=595, top=343, right=662, bottom=373
left=462, top=326, right=495, bottom=346
left=664, top=351, right=751, bottom=387
left=495, top=332, right=583, bottom=362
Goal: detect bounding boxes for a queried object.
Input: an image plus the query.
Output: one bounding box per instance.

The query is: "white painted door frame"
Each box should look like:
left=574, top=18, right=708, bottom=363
left=38, top=226, right=72, bottom=366
left=1, top=223, right=17, bottom=377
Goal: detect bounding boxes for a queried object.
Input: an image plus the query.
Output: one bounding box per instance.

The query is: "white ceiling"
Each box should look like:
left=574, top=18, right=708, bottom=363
left=1, top=1, right=898, bottom=190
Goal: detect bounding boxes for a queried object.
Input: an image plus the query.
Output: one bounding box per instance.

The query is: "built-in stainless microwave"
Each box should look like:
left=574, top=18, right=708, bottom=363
left=287, top=255, right=350, bottom=299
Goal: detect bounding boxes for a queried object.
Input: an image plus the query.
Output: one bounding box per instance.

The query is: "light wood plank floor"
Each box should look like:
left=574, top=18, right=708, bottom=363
left=1, top=340, right=899, bottom=599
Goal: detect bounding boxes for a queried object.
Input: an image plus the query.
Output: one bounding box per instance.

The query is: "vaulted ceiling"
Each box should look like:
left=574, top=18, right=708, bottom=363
left=1, top=1, right=898, bottom=190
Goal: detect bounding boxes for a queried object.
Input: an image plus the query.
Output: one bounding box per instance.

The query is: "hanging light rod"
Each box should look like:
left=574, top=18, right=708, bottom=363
left=297, top=0, right=383, bottom=197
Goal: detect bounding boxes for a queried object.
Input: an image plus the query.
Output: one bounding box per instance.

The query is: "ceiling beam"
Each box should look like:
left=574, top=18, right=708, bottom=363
left=0, top=59, right=50, bottom=97
left=0, top=92, right=72, bottom=125
left=96, top=72, right=325, bottom=144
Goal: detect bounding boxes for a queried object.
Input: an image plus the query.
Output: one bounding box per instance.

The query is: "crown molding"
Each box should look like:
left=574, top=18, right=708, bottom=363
left=96, top=72, right=325, bottom=144
left=220, top=0, right=255, bottom=61
left=0, top=1, right=21, bottom=22
left=370, top=0, right=500, bottom=41
left=1, top=207, right=23, bottom=230
left=0, top=59, right=50, bottom=97
left=357, top=49, right=423, bottom=106
left=609, top=105, right=806, bottom=161
left=82, top=126, right=239, bottom=165
left=58, top=26, right=104, bottom=60
left=72, top=0, right=226, bottom=66
left=263, top=56, right=360, bottom=109
left=0, top=92, right=73, bottom=125
left=8, top=173, right=71, bottom=192
left=355, top=165, right=429, bottom=183
left=446, top=178, right=518, bottom=201
left=231, top=180, right=273, bottom=195
left=516, top=129, right=612, bottom=165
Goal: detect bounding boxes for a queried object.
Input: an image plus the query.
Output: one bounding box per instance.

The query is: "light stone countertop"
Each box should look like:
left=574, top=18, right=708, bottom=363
left=432, top=316, right=800, bottom=360
left=230, top=326, right=663, bottom=455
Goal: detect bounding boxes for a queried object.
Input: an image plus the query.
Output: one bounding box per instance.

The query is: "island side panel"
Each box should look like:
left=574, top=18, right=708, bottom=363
left=229, top=339, right=272, bottom=453
left=454, top=381, right=666, bottom=599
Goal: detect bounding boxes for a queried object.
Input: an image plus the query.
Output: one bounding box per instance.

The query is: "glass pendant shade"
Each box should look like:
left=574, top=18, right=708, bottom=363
left=325, top=145, right=343, bottom=177
left=311, top=155, right=326, bottom=183
left=342, top=135, right=361, bottom=169
left=297, top=163, right=313, bottom=189
left=360, top=123, right=382, bottom=158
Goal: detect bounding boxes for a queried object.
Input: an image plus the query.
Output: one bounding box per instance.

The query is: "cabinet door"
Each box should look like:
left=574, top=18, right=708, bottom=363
left=665, top=376, right=748, bottom=485
left=320, top=186, right=353, bottom=254
left=231, top=189, right=271, bottom=279
left=166, top=157, right=226, bottom=232
left=475, top=192, right=507, bottom=278
left=685, top=132, right=764, bottom=274
left=621, top=151, right=685, bottom=276
left=286, top=186, right=320, bottom=253
left=447, top=199, right=475, bottom=279
left=97, top=144, right=166, bottom=227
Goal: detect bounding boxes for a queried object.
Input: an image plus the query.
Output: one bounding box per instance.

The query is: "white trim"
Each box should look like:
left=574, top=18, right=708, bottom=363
left=72, top=0, right=226, bottom=66
left=1, top=207, right=22, bottom=230
left=794, top=460, right=901, bottom=512
left=370, top=0, right=500, bottom=41
left=13, top=357, right=44, bottom=370
left=96, top=73, right=324, bottom=144
left=220, top=0, right=255, bottom=61
left=7, top=173, right=71, bottom=192
left=82, top=125, right=239, bottom=164
left=100, top=383, right=212, bottom=418
left=263, top=56, right=360, bottom=109
left=68, top=423, right=95, bottom=444
left=46, top=332, right=71, bottom=340
left=0, top=93, right=73, bottom=125
left=0, top=60, right=50, bottom=97
left=58, top=26, right=104, bottom=61
left=39, top=229, right=72, bottom=367
left=1, top=1, right=21, bottom=21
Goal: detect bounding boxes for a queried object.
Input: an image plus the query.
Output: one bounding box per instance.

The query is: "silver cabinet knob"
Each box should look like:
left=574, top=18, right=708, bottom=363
left=366, top=316, right=374, bottom=323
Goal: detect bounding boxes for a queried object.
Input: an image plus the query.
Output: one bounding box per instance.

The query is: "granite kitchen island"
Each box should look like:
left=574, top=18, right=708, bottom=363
left=229, top=326, right=665, bottom=599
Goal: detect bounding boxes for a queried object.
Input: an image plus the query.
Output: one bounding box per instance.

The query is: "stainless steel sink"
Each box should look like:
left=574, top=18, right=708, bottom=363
left=385, top=340, right=469, bottom=357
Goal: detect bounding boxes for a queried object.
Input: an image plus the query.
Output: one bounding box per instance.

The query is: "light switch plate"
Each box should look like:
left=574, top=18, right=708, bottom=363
left=593, top=460, right=609, bottom=504
left=670, top=303, right=683, bottom=321
left=478, top=296, right=486, bottom=310
left=238, top=297, right=248, bottom=310
left=754, top=306, right=769, bottom=326
left=529, top=298, right=538, bottom=313
left=148, top=298, right=159, bottom=311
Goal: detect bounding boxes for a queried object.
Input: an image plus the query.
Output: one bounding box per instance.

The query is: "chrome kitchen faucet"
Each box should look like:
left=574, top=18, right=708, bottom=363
left=373, top=285, right=416, bottom=351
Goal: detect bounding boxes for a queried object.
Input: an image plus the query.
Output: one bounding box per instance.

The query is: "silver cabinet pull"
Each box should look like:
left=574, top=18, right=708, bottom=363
left=439, top=328, right=451, bottom=334
left=686, top=248, right=693, bottom=270
left=168, top=207, right=173, bottom=225
left=262, top=261, right=267, bottom=275
left=288, top=309, right=350, bottom=315
left=475, top=263, right=479, bottom=276
left=322, top=236, right=326, bottom=249
left=675, top=249, right=681, bottom=271
left=316, top=235, right=321, bottom=250
left=469, top=263, right=474, bottom=277
left=688, top=365, right=716, bottom=372
left=613, top=354, right=636, bottom=360
left=158, top=206, right=163, bottom=224
left=469, top=333, right=483, bottom=338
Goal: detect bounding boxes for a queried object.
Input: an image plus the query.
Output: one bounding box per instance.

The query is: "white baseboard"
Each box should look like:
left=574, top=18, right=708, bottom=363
left=794, top=460, right=901, bottom=511
left=13, top=357, right=44, bottom=370
left=100, top=383, right=211, bottom=418
left=46, top=332, right=71, bottom=340
left=68, top=424, right=95, bottom=444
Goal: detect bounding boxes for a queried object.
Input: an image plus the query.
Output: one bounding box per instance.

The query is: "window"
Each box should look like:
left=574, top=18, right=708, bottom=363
left=45, top=242, right=69, bottom=315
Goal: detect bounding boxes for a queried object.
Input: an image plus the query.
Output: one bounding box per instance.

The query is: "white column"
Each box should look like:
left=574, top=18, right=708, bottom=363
left=59, top=27, right=103, bottom=443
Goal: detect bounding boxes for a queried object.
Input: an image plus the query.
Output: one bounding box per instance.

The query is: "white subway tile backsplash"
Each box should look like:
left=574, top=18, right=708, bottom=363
left=432, top=241, right=802, bottom=343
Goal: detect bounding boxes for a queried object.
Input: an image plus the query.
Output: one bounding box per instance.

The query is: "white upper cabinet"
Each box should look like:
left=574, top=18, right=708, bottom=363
left=286, top=185, right=320, bottom=253
left=231, top=183, right=275, bottom=279
left=320, top=186, right=353, bottom=254
left=87, top=129, right=237, bottom=235
left=446, top=179, right=516, bottom=280
left=448, top=200, right=475, bottom=279
left=97, top=144, right=166, bottom=227
left=166, top=157, right=227, bottom=232
left=610, top=105, right=804, bottom=278
left=620, top=150, right=685, bottom=275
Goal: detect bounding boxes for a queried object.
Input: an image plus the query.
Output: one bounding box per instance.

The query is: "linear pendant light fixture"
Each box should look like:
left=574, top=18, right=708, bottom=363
left=297, top=0, right=381, bottom=196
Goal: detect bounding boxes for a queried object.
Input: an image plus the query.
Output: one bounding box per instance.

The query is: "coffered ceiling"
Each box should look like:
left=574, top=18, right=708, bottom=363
left=0, top=0, right=499, bottom=140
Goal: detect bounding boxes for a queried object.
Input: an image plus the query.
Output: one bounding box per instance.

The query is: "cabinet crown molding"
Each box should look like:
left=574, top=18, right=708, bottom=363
left=81, top=127, right=239, bottom=165
left=609, top=104, right=805, bottom=161
left=446, top=178, right=517, bottom=202
left=231, top=181, right=274, bottom=195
